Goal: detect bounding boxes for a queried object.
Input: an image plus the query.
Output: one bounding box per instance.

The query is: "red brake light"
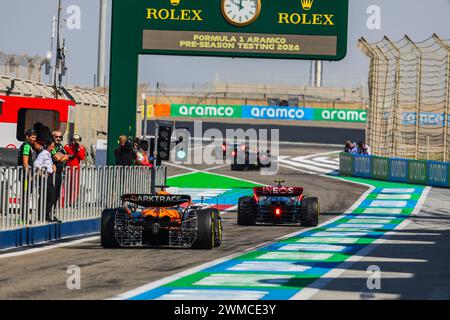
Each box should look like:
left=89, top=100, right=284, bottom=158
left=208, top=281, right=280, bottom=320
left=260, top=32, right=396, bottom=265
left=275, top=208, right=282, bottom=216
left=232, top=151, right=236, bottom=156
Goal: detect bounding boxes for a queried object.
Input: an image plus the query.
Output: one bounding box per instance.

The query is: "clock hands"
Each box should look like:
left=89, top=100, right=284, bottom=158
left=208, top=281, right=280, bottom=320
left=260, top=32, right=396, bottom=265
left=230, top=0, right=244, bottom=10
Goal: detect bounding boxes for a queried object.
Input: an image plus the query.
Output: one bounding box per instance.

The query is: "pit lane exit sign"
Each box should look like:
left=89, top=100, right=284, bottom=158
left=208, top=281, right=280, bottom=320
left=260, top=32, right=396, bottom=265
left=107, top=0, right=349, bottom=164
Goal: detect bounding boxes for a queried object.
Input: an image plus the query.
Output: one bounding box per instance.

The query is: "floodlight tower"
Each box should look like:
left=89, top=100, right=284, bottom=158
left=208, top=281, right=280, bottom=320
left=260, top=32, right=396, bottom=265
left=97, top=0, right=108, bottom=88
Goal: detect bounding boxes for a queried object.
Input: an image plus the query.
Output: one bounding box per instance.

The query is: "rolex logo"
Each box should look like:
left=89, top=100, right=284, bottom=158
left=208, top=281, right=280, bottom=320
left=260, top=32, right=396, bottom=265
left=301, top=0, right=314, bottom=10
left=170, top=0, right=180, bottom=6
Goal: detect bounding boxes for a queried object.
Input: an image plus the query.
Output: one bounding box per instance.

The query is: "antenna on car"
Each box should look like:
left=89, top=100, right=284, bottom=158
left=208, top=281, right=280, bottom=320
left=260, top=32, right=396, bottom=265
left=274, top=180, right=285, bottom=187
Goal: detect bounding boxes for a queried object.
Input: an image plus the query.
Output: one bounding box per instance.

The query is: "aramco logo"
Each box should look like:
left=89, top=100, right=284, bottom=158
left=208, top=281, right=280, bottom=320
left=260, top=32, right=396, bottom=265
left=301, top=0, right=314, bottom=11
left=170, top=0, right=180, bottom=6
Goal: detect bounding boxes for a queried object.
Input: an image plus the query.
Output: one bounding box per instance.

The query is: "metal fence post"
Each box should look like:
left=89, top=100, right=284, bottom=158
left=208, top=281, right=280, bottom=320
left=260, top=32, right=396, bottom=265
left=433, top=34, right=450, bottom=162
left=404, top=35, right=423, bottom=160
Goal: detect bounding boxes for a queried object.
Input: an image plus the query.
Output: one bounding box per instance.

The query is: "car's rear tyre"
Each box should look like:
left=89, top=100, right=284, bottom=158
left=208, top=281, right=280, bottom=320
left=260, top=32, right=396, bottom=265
left=192, top=209, right=217, bottom=249
left=301, top=197, right=320, bottom=227
left=101, top=209, right=122, bottom=248
left=238, top=196, right=257, bottom=226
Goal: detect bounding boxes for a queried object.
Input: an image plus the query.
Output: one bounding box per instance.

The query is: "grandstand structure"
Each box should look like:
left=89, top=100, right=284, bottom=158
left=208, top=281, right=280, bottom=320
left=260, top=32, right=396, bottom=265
left=359, top=34, right=450, bottom=161
left=141, top=80, right=368, bottom=110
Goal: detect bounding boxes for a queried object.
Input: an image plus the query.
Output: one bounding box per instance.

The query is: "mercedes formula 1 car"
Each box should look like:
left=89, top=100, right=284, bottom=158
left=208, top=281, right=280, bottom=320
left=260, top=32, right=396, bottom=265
left=101, top=191, right=222, bottom=249
left=230, top=143, right=272, bottom=171
left=237, top=180, right=320, bottom=227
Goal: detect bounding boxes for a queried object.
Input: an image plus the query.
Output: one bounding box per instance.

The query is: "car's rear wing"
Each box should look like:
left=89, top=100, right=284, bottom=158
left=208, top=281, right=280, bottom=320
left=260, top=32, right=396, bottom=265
left=121, top=194, right=191, bottom=207
left=253, top=187, right=304, bottom=197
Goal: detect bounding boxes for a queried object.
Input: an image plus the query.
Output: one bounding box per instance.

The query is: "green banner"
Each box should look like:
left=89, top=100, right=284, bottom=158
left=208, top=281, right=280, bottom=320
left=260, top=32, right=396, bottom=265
left=372, top=156, right=389, bottom=180
left=313, top=108, right=367, bottom=123
left=408, top=160, right=428, bottom=185
left=171, top=104, right=242, bottom=118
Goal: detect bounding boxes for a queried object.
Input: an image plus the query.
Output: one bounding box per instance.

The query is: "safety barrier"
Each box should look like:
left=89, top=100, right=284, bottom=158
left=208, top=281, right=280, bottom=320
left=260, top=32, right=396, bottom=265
left=0, top=166, right=167, bottom=231
left=339, top=153, right=450, bottom=188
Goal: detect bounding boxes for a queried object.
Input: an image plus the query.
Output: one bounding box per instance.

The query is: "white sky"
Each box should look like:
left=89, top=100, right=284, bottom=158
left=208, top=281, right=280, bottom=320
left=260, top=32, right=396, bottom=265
left=0, top=0, right=449, bottom=88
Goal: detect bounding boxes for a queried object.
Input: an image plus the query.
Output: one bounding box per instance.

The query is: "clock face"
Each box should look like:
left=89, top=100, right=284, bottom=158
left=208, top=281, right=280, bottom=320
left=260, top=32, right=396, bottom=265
left=221, top=0, right=261, bottom=27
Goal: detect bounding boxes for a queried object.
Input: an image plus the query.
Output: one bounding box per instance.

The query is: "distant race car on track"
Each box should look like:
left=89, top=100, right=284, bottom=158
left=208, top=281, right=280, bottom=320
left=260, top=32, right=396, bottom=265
left=237, top=180, right=320, bottom=227
left=230, top=143, right=273, bottom=171
left=101, top=191, right=222, bottom=249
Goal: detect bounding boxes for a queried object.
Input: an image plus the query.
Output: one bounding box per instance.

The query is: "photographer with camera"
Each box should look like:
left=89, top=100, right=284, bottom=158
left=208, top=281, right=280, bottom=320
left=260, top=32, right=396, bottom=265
left=115, top=135, right=137, bottom=166
left=64, top=134, right=86, bottom=205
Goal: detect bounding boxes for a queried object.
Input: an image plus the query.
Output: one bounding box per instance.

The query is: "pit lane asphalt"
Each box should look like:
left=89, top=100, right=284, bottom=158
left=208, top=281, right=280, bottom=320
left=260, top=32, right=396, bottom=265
left=0, top=144, right=367, bottom=300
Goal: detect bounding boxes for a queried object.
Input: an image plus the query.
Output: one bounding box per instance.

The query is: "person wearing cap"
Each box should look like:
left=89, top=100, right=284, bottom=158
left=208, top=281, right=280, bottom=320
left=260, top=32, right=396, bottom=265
left=34, top=140, right=58, bottom=222
left=18, top=129, right=38, bottom=170
left=64, top=134, right=86, bottom=205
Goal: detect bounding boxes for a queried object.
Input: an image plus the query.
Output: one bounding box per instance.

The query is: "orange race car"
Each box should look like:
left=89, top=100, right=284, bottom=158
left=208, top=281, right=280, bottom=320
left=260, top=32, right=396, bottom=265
left=101, top=191, right=222, bottom=249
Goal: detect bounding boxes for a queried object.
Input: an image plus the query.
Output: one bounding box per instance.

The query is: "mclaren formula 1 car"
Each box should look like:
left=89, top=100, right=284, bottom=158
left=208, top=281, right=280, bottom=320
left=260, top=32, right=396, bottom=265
left=237, top=180, right=320, bottom=227
left=101, top=191, right=222, bottom=249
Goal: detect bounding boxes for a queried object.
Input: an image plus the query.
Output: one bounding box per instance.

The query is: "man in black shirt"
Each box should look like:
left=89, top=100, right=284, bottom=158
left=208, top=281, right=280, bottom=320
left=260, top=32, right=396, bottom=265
left=115, top=136, right=136, bottom=166
left=51, top=131, right=70, bottom=206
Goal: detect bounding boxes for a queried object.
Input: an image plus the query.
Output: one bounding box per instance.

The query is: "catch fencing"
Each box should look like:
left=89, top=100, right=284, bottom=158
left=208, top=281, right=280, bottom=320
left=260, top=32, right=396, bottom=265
left=0, top=166, right=167, bottom=231
left=359, top=35, right=450, bottom=161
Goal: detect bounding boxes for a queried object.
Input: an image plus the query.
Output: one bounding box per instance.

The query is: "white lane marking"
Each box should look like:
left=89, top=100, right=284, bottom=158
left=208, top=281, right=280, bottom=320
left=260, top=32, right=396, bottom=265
left=204, top=164, right=229, bottom=171
left=278, top=159, right=333, bottom=174
left=347, top=218, right=393, bottom=224
left=227, top=261, right=312, bottom=272
left=326, top=228, right=376, bottom=232
left=164, top=162, right=200, bottom=172
left=369, top=200, right=408, bottom=208
left=289, top=157, right=339, bottom=170
left=257, top=252, right=333, bottom=261
left=279, top=244, right=346, bottom=252
left=376, top=194, right=412, bottom=200
left=292, top=186, right=431, bottom=300
left=292, top=151, right=342, bottom=159
left=297, top=237, right=359, bottom=244
left=194, top=274, right=294, bottom=287
left=312, top=157, right=340, bottom=165
left=156, top=290, right=269, bottom=301
left=337, top=223, right=385, bottom=229
left=381, top=188, right=416, bottom=194
left=0, top=236, right=100, bottom=259
left=312, top=231, right=369, bottom=237
left=363, top=208, right=403, bottom=214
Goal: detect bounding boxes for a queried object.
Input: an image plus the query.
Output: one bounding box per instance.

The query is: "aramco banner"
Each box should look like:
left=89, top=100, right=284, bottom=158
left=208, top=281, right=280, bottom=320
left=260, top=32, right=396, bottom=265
left=167, top=104, right=367, bottom=122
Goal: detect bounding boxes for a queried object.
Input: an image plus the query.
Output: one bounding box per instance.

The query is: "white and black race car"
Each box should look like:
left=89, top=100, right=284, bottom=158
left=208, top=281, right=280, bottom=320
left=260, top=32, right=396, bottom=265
left=237, top=180, right=320, bottom=227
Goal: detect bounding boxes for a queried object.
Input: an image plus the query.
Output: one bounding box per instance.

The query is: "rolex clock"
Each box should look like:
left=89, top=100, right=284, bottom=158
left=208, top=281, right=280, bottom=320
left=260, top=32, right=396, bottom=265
left=221, top=0, right=261, bottom=27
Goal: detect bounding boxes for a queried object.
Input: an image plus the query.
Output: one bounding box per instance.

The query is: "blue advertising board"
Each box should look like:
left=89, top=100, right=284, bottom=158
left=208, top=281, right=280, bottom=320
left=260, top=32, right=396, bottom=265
left=241, top=106, right=314, bottom=121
